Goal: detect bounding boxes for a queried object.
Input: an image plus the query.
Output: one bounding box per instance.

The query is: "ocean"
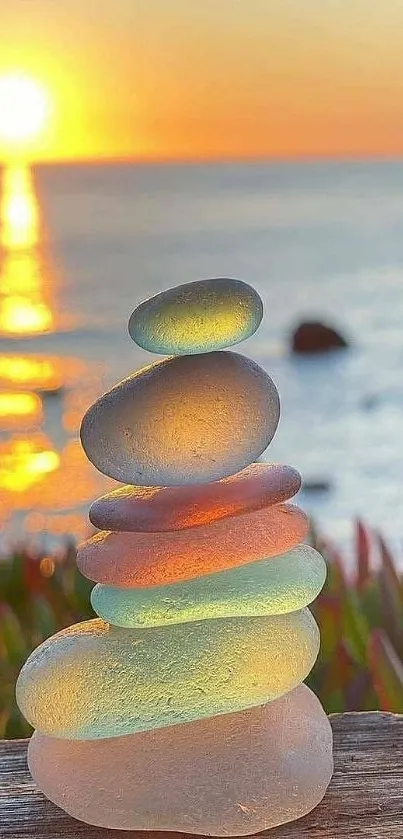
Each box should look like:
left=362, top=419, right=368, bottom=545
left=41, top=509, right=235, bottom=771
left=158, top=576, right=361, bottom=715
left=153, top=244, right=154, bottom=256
left=2, top=159, right=403, bottom=558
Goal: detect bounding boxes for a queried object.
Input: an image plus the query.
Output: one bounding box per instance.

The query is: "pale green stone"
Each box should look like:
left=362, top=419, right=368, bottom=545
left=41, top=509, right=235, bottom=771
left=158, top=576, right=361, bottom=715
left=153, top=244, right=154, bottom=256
left=16, top=611, right=319, bottom=739
left=128, top=278, right=263, bottom=355
left=91, top=546, right=326, bottom=628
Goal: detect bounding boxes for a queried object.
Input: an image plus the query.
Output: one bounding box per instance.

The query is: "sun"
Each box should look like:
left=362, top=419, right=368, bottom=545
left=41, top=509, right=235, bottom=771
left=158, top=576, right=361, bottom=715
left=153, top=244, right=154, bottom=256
left=0, top=74, right=50, bottom=145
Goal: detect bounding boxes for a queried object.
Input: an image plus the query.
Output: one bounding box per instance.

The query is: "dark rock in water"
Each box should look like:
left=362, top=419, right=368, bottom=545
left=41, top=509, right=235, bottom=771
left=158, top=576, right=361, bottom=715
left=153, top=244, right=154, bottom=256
left=360, top=394, right=379, bottom=411
left=302, top=479, right=332, bottom=493
left=39, top=386, right=65, bottom=399
left=291, top=321, right=349, bottom=354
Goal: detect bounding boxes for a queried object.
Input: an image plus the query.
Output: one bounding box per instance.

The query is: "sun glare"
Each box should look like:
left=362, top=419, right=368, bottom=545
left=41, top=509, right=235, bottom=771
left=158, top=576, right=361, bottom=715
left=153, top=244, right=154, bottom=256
left=0, top=74, right=49, bottom=145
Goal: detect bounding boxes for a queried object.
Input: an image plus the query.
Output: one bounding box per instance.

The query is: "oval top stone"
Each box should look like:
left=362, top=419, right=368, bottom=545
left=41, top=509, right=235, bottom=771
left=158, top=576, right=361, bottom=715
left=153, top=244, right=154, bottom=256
left=80, top=352, right=280, bottom=487
left=128, top=278, right=263, bottom=355
left=89, top=463, right=301, bottom=532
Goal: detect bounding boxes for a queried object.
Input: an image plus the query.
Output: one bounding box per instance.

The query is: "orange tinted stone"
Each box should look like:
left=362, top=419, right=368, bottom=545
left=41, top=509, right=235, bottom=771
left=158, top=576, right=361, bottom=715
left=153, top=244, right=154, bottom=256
left=89, top=463, right=301, bottom=532
left=77, top=503, right=308, bottom=587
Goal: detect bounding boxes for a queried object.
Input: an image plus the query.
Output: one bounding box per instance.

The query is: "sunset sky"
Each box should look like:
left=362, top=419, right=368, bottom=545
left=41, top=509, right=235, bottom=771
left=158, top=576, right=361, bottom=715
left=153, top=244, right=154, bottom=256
left=1, top=1, right=403, bottom=162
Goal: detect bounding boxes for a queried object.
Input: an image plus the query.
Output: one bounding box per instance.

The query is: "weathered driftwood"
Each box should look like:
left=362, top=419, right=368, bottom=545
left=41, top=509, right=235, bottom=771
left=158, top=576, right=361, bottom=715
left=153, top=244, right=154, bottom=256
left=0, top=712, right=402, bottom=838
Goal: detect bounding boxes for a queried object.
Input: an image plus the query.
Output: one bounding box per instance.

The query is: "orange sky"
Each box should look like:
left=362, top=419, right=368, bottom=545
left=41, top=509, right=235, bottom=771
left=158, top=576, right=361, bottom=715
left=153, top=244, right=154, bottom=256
left=1, top=1, right=403, bottom=162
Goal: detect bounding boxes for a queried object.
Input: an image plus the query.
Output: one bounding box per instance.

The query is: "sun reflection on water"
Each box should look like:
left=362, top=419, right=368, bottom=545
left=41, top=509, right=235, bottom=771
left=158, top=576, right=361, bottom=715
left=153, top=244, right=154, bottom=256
left=0, top=165, right=54, bottom=336
left=0, top=355, right=84, bottom=392
left=0, top=391, right=43, bottom=426
left=0, top=165, right=111, bottom=544
left=0, top=434, right=60, bottom=493
left=0, top=167, right=39, bottom=249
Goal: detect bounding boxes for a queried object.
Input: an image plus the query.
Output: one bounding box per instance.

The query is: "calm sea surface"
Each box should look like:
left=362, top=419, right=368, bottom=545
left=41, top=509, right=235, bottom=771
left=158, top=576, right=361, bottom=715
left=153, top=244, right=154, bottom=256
left=2, top=159, right=403, bottom=558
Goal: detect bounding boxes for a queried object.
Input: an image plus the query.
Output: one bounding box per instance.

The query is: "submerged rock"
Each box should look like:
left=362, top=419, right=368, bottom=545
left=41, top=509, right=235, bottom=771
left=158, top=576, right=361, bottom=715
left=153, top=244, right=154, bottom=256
left=302, top=478, right=332, bottom=493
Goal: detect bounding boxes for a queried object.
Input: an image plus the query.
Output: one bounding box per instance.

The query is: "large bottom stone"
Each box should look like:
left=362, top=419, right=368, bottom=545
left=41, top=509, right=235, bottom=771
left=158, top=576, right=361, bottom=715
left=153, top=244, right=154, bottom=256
left=28, top=684, right=333, bottom=835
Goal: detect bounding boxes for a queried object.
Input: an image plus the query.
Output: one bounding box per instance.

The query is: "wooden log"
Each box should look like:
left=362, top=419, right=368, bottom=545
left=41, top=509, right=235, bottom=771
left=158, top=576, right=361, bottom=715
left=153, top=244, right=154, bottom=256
left=0, top=712, right=402, bottom=838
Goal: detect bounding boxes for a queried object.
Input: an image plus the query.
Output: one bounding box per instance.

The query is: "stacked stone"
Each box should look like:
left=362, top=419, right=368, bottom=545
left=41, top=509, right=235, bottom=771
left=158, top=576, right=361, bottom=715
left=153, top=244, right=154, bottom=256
left=16, top=278, right=333, bottom=836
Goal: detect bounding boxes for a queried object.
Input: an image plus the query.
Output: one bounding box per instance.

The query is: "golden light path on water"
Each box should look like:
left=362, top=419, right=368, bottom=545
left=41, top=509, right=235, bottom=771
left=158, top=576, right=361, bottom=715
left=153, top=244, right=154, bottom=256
left=0, top=355, right=65, bottom=392
left=0, top=165, right=113, bottom=544
left=0, top=166, right=54, bottom=336
left=0, top=391, right=43, bottom=426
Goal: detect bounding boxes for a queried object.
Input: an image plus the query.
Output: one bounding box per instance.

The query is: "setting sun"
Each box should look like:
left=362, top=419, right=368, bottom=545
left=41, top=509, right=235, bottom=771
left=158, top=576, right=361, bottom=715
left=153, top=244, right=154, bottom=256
left=0, top=74, right=49, bottom=145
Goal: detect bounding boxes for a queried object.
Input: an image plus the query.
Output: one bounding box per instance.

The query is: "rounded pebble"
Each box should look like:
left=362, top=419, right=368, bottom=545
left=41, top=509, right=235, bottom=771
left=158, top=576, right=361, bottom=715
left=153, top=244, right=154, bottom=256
left=28, top=684, right=333, bottom=835
left=91, top=545, right=326, bottom=627
left=78, top=502, right=308, bottom=587
left=80, top=352, right=279, bottom=487
left=16, top=612, right=319, bottom=739
left=89, top=462, right=301, bottom=532
left=128, top=278, right=263, bottom=355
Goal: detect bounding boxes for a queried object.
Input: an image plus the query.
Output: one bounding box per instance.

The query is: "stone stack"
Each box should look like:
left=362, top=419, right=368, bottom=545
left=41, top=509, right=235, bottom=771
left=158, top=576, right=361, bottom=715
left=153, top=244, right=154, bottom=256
left=16, top=278, right=333, bottom=835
